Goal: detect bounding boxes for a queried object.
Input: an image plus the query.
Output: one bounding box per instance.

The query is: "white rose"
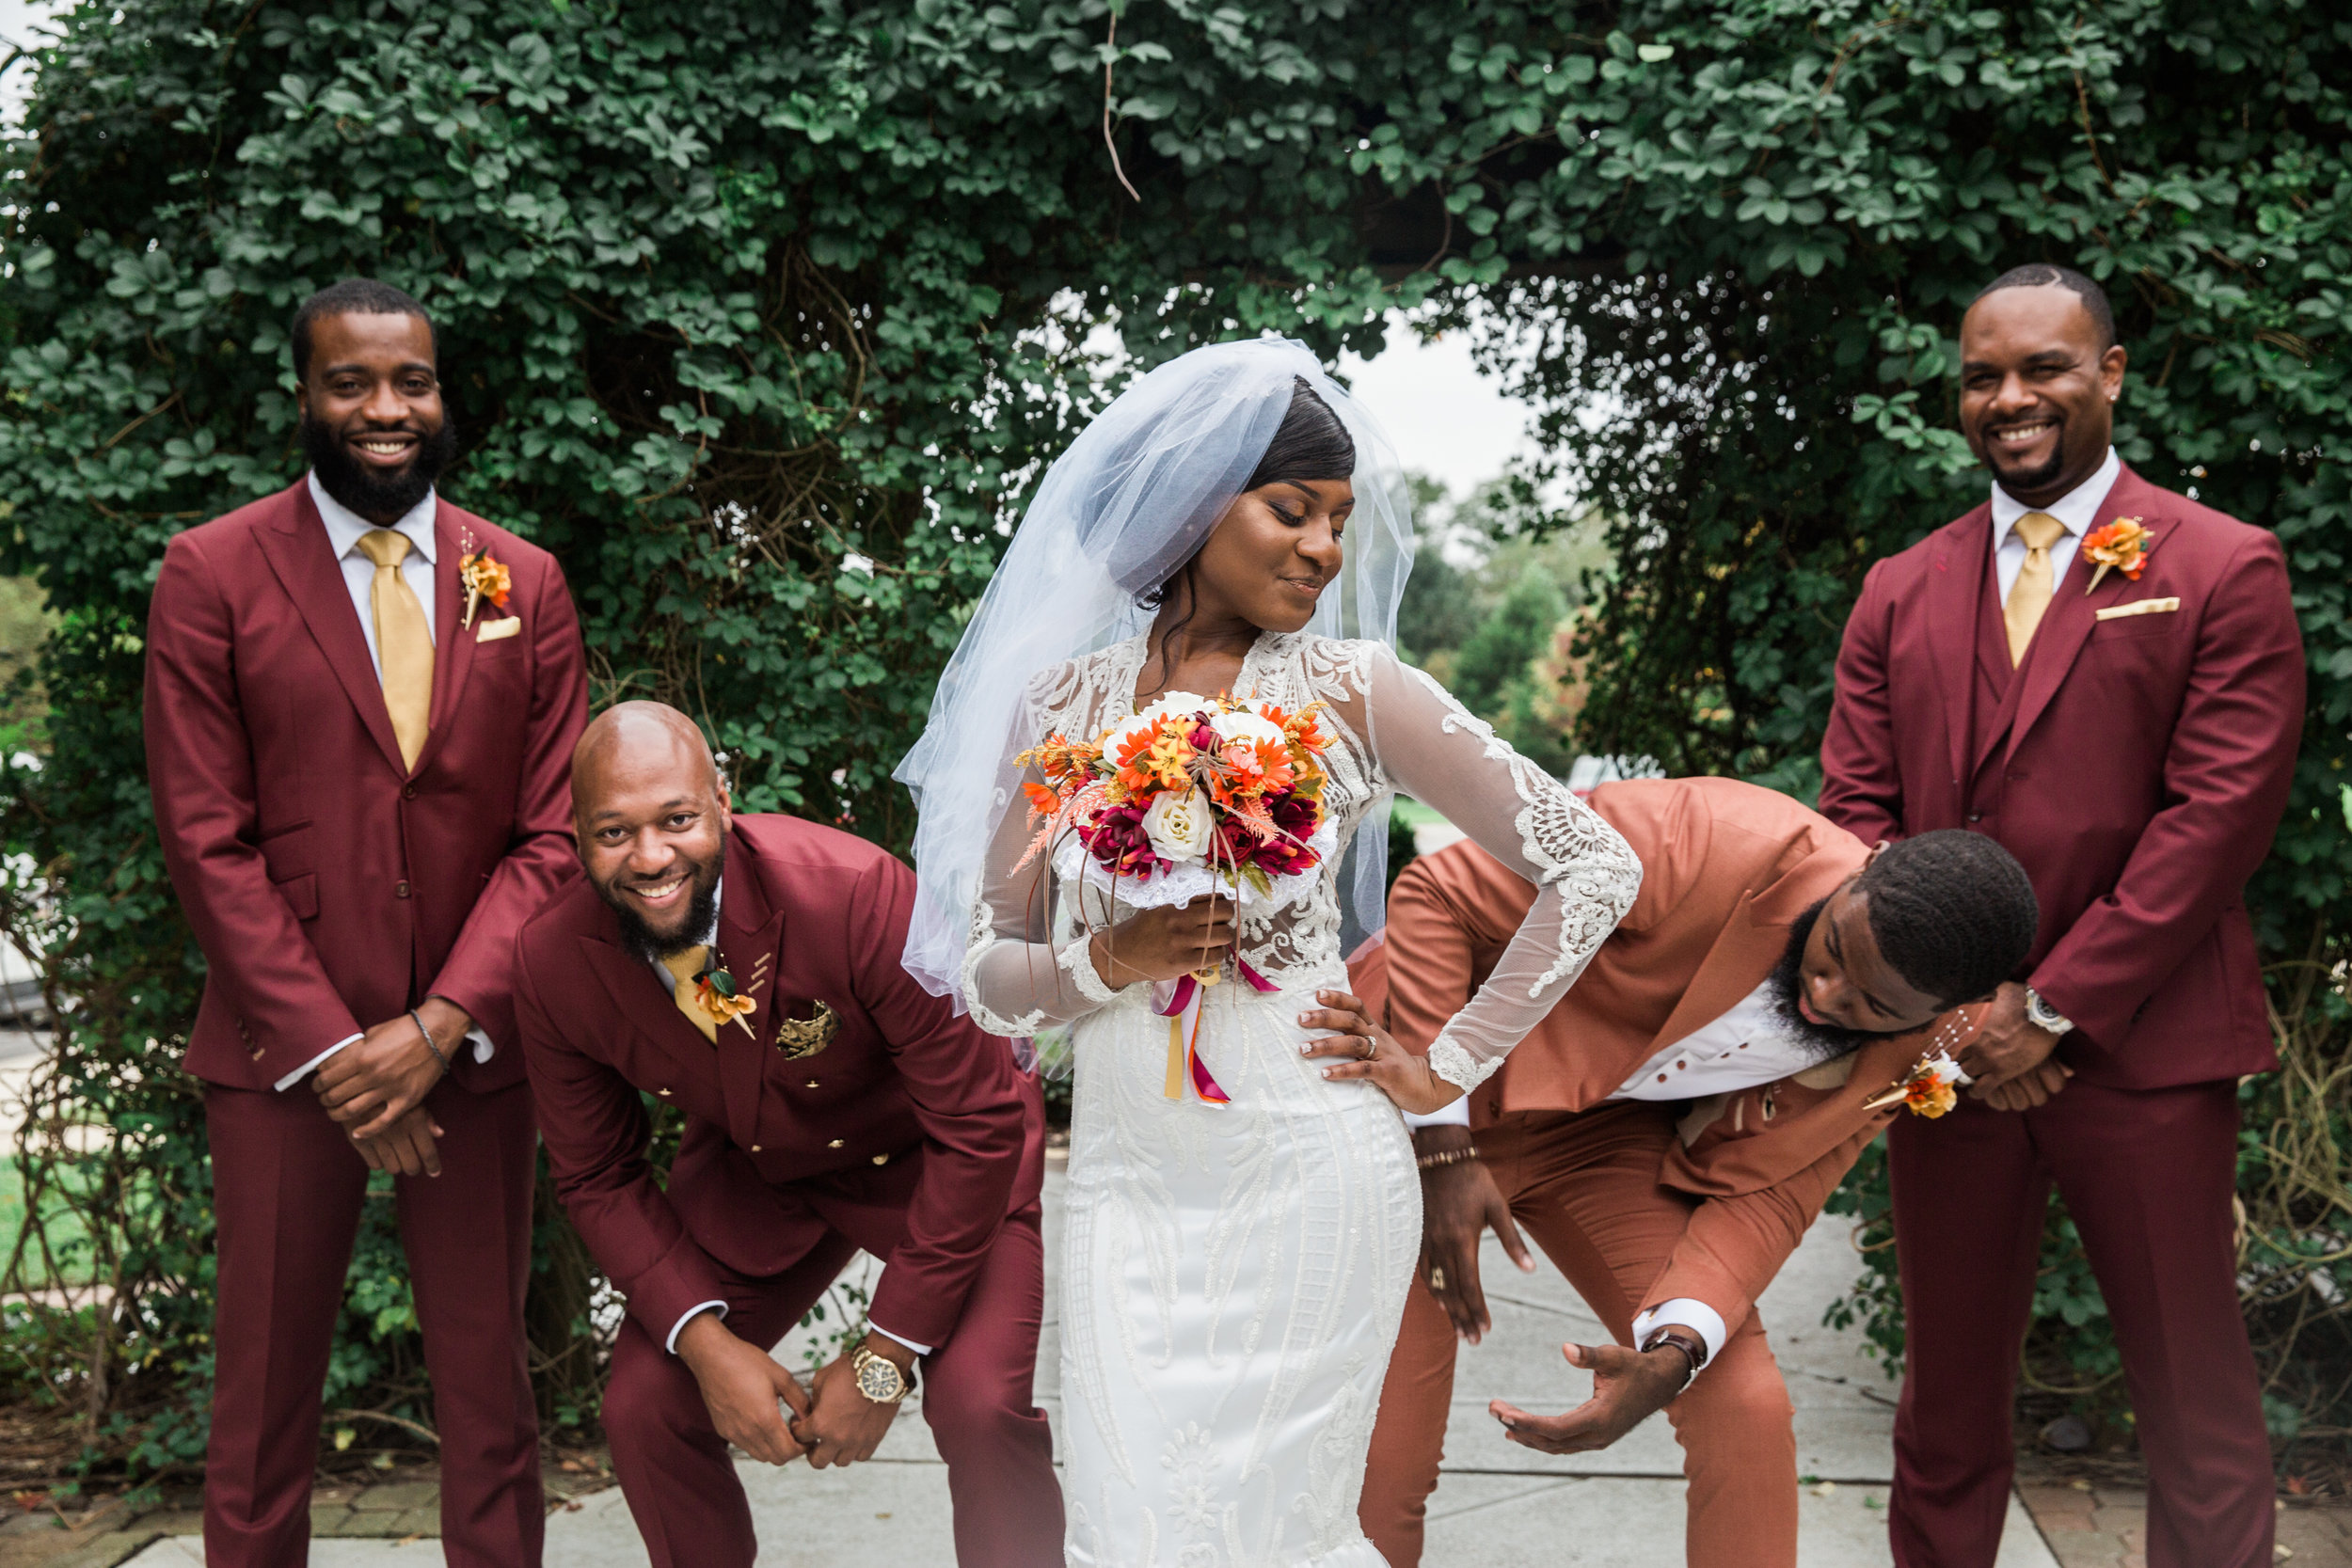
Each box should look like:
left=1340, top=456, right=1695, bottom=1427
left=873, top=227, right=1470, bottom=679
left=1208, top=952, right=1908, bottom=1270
left=1136, top=691, right=1212, bottom=723
left=1141, top=785, right=1216, bottom=863
left=1208, top=708, right=1285, bottom=751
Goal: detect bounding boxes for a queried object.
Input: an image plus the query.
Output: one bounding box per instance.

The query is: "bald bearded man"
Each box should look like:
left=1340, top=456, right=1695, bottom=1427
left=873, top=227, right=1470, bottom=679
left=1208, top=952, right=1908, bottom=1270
left=513, top=704, right=1062, bottom=1567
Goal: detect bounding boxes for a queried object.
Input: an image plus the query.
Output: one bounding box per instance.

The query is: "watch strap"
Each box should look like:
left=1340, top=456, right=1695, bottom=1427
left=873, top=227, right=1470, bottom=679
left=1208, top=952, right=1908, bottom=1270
left=1639, top=1326, right=1707, bottom=1395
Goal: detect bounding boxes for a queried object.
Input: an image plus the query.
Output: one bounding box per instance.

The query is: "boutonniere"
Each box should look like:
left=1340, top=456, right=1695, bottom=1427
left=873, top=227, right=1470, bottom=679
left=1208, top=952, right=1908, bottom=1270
left=693, top=965, right=758, bottom=1038
left=457, top=531, right=513, bottom=629
left=2081, top=517, right=2154, bottom=595
left=1862, top=1007, right=1981, bottom=1117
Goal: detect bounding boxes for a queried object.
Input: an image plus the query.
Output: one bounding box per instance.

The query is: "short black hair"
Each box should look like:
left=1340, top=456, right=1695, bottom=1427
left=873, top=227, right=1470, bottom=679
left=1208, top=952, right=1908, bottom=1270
left=1244, top=377, right=1355, bottom=491
left=1856, top=831, right=2039, bottom=1008
left=292, top=278, right=437, bottom=382
left=1972, top=263, right=2117, bottom=351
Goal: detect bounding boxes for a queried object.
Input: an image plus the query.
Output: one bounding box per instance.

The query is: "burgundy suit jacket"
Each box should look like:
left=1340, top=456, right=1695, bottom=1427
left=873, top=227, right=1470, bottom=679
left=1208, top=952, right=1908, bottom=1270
left=1353, top=778, right=1930, bottom=1336
left=144, top=480, right=589, bottom=1090
left=1820, top=465, right=2305, bottom=1088
left=514, top=815, right=1044, bottom=1352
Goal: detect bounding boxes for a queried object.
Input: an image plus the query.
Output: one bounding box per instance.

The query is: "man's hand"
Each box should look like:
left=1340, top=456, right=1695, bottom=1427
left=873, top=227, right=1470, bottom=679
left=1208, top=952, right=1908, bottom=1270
left=1489, top=1339, right=1690, bottom=1454
left=790, top=1332, right=912, bottom=1469
left=1957, top=981, right=2063, bottom=1098
left=1089, top=897, right=1236, bottom=989
left=1413, top=1126, right=1534, bottom=1345
left=676, top=1312, right=811, bottom=1466
left=1299, top=990, right=1464, bottom=1117
left=317, top=997, right=471, bottom=1140
left=1979, top=1054, right=2073, bottom=1112
left=353, top=1105, right=444, bottom=1179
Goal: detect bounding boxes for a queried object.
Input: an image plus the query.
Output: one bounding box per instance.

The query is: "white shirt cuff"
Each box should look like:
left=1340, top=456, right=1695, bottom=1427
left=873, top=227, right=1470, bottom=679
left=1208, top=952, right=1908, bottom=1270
left=1632, top=1299, right=1728, bottom=1373
left=869, top=1323, right=933, bottom=1357
left=466, top=1026, right=493, bottom=1065
left=274, top=1033, right=364, bottom=1092
left=1402, top=1096, right=1473, bottom=1130
left=667, top=1300, right=729, bottom=1354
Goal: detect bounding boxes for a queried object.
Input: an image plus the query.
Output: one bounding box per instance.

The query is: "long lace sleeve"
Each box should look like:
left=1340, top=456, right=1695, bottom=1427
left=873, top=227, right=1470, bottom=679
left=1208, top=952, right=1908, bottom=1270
left=1346, top=646, right=1641, bottom=1094
left=956, top=765, right=1126, bottom=1037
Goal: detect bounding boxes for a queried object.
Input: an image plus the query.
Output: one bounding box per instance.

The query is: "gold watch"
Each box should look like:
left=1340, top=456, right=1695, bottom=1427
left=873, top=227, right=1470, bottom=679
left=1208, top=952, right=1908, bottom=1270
left=851, top=1344, right=912, bottom=1405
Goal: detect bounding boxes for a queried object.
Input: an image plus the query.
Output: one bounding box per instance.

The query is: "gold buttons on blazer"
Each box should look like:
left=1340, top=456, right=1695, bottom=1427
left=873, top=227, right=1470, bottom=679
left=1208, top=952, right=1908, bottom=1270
left=872, top=1153, right=889, bottom=1166
left=658, top=1088, right=673, bottom=1097
left=828, top=1138, right=845, bottom=1148
left=804, top=1080, right=820, bottom=1088
left=750, top=1146, right=761, bottom=1153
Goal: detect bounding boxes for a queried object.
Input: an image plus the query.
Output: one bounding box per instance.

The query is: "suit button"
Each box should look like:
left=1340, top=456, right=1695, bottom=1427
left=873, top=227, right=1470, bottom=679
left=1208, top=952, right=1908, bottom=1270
left=871, top=1153, right=889, bottom=1166
left=828, top=1138, right=845, bottom=1149
left=750, top=1145, right=761, bottom=1153
left=1967, top=814, right=1982, bottom=823
left=804, top=1080, right=819, bottom=1088
left=395, top=879, right=411, bottom=898
left=658, top=1088, right=672, bottom=1097
left=402, top=784, right=417, bottom=800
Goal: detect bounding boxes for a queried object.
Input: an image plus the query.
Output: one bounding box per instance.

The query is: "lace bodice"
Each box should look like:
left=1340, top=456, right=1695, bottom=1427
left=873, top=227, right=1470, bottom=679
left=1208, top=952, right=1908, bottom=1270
left=958, top=631, right=1641, bottom=1092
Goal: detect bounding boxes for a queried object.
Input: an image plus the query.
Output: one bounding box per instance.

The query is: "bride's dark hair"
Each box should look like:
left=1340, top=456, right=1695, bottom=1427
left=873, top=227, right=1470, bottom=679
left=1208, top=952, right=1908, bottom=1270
left=1136, top=377, right=1357, bottom=695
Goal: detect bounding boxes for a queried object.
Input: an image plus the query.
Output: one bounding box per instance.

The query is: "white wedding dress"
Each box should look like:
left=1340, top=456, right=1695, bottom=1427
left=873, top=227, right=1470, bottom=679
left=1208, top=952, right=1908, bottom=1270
left=961, top=631, right=1640, bottom=1568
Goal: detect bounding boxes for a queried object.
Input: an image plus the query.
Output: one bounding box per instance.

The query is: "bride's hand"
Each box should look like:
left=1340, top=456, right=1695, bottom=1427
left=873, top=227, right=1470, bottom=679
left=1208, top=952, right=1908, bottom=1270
left=1087, top=896, right=1236, bottom=988
left=1300, top=990, right=1464, bottom=1117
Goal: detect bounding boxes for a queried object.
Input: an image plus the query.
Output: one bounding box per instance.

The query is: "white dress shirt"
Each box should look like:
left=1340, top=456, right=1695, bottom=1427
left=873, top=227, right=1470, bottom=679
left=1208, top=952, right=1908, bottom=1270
left=651, top=883, right=931, bottom=1360
left=1403, top=979, right=1836, bottom=1374
left=1989, top=446, right=2121, bottom=602
left=274, top=472, right=494, bottom=1090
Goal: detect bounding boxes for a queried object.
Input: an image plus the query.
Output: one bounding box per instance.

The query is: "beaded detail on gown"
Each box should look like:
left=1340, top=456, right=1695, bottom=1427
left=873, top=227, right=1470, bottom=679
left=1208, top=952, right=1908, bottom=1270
left=961, top=632, right=1640, bottom=1567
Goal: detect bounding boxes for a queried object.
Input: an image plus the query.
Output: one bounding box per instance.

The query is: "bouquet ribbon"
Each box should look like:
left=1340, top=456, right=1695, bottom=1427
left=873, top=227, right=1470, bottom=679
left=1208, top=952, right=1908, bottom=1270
left=1156, top=958, right=1278, bottom=1105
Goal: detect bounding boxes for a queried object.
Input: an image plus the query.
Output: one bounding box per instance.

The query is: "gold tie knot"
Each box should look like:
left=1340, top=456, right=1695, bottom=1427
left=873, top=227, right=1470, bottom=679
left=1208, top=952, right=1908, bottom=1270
left=665, top=945, right=718, bottom=1042
left=662, top=946, right=711, bottom=989
left=2012, top=512, right=2065, bottom=553
left=357, top=529, right=413, bottom=570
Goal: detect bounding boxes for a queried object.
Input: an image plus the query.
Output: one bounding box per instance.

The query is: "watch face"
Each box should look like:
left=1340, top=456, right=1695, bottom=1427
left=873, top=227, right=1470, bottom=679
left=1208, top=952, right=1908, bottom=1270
left=855, top=1355, right=903, bottom=1402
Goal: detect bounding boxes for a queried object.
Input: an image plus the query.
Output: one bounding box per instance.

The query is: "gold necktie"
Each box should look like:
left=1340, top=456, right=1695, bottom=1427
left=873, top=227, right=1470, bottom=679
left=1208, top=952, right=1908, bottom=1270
left=663, top=945, right=718, bottom=1042
left=354, top=530, right=434, bottom=768
left=2002, top=512, right=2067, bottom=667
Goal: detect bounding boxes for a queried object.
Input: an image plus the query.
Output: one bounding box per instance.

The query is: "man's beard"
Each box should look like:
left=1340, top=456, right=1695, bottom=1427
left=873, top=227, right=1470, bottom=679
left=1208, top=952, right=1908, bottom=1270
left=1983, top=415, right=2067, bottom=494
left=595, top=839, right=726, bottom=966
left=1764, top=899, right=1884, bottom=1063
left=303, top=411, right=458, bottom=521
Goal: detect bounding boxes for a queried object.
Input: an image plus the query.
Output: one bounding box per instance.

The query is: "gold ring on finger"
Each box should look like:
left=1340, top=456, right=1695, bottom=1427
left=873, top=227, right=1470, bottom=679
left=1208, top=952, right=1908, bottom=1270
left=1356, top=1035, right=1376, bottom=1061
left=1429, top=1267, right=1446, bottom=1292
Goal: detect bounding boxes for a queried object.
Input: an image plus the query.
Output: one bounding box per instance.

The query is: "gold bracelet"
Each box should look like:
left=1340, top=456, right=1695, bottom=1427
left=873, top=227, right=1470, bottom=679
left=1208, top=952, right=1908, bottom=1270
left=1414, top=1145, right=1479, bottom=1171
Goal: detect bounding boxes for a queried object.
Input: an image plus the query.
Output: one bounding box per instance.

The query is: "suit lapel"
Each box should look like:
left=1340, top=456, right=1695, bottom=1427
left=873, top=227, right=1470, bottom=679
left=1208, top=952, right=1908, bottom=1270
left=1926, top=509, right=1990, bottom=793
left=584, top=931, right=719, bottom=1073
left=407, top=500, right=480, bottom=778
left=262, top=485, right=407, bottom=775
left=713, top=836, right=787, bottom=1147
left=2002, top=467, right=2163, bottom=768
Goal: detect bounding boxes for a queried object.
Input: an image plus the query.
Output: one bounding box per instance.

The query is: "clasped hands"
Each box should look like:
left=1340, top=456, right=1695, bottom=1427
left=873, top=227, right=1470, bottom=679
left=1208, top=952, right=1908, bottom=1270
left=677, top=1313, right=911, bottom=1469
left=1086, top=897, right=1462, bottom=1117
left=313, top=995, right=471, bottom=1177
left=1955, top=980, right=2073, bottom=1112
left=1413, top=1129, right=1691, bottom=1453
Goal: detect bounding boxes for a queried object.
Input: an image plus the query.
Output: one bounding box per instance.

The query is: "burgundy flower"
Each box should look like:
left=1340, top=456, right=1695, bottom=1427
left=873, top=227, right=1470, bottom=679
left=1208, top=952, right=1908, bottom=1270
left=1082, top=803, right=1167, bottom=878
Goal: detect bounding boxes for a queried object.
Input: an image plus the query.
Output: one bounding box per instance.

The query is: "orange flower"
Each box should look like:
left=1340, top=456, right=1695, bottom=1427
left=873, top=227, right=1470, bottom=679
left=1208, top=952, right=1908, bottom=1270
left=1903, top=1076, right=1959, bottom=1118
left=1115, top=723, right=1195, bottom=797
left=2081, top=517, right=2154, bottom=594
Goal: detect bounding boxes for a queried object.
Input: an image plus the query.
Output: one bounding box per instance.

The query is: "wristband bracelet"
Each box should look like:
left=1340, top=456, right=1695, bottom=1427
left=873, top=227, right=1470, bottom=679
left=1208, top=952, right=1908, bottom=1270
left=408, top=1008, right=452, bottom=1074
left=1415, top=1145, right=1479, bottom=1171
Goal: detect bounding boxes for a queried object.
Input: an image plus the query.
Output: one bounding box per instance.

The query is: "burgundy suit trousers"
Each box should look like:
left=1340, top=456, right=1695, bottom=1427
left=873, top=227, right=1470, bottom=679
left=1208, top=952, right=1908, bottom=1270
left=600, top=1195, right=1060, bottom=1568
left=1360, top=1105, right=1799, bottom=1568
left=203, top=1076, right=543, bottom=1568
left=1888, top=1080, right=2273, bottom=1567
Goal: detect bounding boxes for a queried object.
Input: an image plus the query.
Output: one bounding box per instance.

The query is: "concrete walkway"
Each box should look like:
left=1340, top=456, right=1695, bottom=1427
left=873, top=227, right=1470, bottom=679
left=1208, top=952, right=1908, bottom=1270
left=121, top=1164, right=2059, bottom=1567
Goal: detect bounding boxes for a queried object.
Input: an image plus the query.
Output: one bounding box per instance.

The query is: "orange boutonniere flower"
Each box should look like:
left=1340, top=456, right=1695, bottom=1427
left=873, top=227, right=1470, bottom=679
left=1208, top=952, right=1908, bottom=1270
left=458, top=545, right=513, bottom=629
left=694, top=967, right=758, bottom=1037
left=2081, top=517, right=2154, bottom=595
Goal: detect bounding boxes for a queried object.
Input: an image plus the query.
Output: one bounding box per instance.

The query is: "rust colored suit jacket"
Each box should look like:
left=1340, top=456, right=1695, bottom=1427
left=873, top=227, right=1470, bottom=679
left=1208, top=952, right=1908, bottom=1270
left=514, top=815, right=1045, bottom=1352
left=1355, top=777, right=1924, bottom=1336
left=145, top=480, right=589, bottom=1090
left=1819, top=464, right=2304, bottom=1089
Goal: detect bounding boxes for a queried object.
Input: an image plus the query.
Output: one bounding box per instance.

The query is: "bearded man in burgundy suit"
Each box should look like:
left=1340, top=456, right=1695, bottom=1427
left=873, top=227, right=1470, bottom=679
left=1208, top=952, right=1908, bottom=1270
left=146, top=279, right=590, bottom=1565
left=1346, top=778, right=2038, bottom=1568
left=1820, top=263, right=2306, bottom=1568
left=514, top=702, right=1062, bottom=1568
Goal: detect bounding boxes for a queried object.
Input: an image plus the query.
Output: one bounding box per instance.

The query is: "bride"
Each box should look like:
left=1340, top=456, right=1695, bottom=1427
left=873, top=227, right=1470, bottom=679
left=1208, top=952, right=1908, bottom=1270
left=897, top=339, right=1640, bottom=1567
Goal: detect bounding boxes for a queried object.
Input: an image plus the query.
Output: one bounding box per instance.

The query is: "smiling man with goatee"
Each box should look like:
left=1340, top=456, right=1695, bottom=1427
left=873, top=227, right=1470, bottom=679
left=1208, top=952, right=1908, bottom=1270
left=513, top=702, right=1063, bottom=1568
left=1821, top=263, right=2306, bottom=1568
left=145, top=278, right=590, bottom=1566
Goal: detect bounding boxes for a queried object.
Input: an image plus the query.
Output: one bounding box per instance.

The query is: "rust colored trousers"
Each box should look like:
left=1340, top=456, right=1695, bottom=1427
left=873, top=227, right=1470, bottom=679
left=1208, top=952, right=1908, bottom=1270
left=1360, top=1103, right=1800, bottom=1568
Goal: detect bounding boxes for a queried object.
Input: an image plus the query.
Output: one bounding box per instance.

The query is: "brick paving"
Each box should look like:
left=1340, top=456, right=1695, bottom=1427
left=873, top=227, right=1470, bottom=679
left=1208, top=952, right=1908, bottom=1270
left=2018, top=1480, right=2347, bottom=1567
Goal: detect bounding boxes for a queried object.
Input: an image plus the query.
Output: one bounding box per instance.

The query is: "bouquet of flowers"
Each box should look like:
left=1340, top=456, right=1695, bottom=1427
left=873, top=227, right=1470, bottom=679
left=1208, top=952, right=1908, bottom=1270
left=1015, top=691, right=1338, bottom=1107
left=1015, top=691, right=1336, bottom=908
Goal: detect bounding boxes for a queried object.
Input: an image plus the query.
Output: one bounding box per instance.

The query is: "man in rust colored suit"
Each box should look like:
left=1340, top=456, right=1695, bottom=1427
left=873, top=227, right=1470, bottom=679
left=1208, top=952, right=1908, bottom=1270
left=515, top=704, right=1061, bottom=1568
left=1820, top=264, right=2306, bottom=1568
left=145, top=280, right=589, bottom=1565
left=1357, top=777, right=2040, bottom=1568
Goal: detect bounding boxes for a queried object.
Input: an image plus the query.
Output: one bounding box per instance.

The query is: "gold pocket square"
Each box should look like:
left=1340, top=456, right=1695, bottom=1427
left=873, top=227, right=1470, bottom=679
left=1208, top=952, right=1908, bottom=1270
left=2095, top=597, right=2180, bottom=621
left=476, top=616, right=523, bottom=642
left=773, top=999, right=839, bottom=1060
